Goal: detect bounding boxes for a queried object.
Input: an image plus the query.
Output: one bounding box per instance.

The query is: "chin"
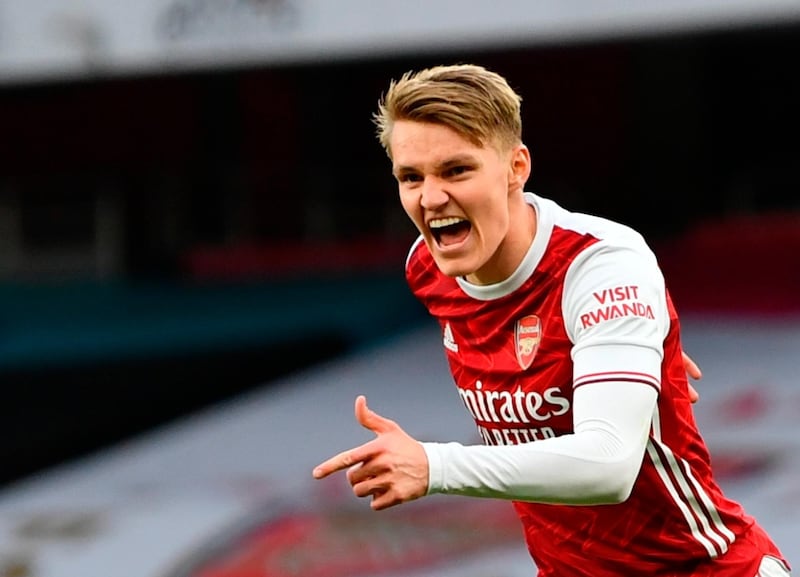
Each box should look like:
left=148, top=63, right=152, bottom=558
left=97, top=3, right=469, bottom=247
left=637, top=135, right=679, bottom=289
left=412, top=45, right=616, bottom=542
left=432, top=255, right=474, bottom=279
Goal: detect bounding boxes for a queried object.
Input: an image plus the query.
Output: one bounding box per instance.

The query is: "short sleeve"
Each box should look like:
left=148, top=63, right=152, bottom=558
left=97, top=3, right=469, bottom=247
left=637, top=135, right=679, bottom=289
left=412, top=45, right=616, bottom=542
left=562, top=238, right=670, bottom=392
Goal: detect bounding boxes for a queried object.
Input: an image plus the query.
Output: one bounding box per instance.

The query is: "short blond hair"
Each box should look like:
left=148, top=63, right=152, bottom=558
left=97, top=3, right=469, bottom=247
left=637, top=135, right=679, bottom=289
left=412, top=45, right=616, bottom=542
left=374, top=63, right=523, bottom=157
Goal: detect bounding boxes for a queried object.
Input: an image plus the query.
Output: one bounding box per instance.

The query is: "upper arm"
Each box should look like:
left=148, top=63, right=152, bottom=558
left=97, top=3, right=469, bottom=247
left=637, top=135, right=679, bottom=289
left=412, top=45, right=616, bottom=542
left=563, top=238, right=670, bottom=394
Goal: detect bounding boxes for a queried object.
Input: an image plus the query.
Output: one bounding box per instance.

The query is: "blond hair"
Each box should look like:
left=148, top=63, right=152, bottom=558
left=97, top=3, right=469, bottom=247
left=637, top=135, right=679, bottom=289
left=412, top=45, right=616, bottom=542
left=374, top=64, right=523, bottom=157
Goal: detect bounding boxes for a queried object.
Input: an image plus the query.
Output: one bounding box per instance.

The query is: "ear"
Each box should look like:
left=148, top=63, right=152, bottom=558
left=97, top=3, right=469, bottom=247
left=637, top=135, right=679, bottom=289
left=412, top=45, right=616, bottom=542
left=508, top=144, right=532, bottom=192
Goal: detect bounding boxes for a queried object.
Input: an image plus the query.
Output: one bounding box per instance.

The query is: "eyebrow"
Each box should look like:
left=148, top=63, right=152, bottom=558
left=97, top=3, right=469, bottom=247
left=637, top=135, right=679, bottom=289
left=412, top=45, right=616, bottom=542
left=393, top=154, right=479, bottom=177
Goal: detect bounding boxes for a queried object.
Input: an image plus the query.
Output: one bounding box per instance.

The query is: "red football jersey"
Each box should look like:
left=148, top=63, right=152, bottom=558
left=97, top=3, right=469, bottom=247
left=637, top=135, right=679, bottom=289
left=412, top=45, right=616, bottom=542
left=406, top=193, right=788, bottom=576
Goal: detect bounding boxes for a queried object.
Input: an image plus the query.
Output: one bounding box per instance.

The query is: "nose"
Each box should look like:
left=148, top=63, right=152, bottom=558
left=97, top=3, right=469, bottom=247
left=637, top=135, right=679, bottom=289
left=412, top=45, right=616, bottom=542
left=419, top=177, right=449, bottom=209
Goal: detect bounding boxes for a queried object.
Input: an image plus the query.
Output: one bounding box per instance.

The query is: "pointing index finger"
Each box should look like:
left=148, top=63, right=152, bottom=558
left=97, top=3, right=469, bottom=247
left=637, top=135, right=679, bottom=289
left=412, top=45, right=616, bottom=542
left=312, top=442, right=374, bottom=479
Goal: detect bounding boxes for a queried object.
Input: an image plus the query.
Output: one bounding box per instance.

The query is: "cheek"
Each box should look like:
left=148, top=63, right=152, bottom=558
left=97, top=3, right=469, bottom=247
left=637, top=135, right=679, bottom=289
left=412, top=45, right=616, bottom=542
left=475, top=181, right=508, bottom=221
left=473, top=186, right=510, bottom=242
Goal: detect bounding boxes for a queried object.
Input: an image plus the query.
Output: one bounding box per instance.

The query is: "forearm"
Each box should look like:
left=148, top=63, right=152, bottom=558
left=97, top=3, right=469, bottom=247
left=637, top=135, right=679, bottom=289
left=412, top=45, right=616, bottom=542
left=422, top=381, right=657, bottom=505
left=424, top=430, right=643, bottom=504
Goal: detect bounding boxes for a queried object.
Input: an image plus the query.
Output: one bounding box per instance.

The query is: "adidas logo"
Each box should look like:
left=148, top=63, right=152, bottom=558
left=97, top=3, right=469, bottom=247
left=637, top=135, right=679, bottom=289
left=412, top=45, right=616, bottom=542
left=443, top=322, right=459, bottom=352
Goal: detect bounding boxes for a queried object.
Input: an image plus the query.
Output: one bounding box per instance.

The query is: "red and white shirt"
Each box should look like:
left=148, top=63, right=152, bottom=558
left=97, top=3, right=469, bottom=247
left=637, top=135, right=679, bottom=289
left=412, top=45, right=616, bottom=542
left=409, top=193, right=788, bottom=576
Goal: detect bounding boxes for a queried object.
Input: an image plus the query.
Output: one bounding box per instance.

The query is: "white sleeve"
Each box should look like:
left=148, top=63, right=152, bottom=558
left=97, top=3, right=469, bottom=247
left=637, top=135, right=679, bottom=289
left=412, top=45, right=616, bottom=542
left=423, top=380, right=656, bottom=504
left=563, top=239, right=669, bottom=387
left=422, top=235, right=670, bottom=505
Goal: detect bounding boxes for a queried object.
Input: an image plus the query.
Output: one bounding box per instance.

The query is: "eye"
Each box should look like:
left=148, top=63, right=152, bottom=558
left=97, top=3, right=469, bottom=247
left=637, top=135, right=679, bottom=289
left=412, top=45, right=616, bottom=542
left=445, top=165, right=471, bottom=178
left=397, top=172, right=422, bottom=184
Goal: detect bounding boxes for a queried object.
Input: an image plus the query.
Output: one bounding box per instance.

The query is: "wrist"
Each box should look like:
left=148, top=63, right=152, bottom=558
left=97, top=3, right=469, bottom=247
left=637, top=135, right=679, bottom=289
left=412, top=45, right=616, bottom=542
left=420, top=442, right=444, bottom=495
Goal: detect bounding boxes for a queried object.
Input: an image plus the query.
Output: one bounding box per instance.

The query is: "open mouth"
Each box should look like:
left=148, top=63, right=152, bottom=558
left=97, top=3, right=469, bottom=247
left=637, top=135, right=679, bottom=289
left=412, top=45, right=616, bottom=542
left=429, top=217, right=472, bottom=247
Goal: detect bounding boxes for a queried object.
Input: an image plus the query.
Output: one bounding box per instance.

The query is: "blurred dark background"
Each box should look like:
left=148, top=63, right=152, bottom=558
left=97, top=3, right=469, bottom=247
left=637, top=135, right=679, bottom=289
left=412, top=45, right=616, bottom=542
left=1, top=11, right=799, bottom=486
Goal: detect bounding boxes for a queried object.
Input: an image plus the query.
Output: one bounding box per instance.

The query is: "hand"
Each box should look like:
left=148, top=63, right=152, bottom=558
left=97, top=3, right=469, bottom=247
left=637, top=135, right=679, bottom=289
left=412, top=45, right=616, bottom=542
left=312, top=395, right=429, bottom=511
left=682, top=351, right=702, bottom=403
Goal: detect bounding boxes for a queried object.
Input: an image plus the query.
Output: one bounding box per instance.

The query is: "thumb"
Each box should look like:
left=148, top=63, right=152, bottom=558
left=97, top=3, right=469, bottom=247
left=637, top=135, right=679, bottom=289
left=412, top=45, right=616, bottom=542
left=355, top=395, right=398, bottom=435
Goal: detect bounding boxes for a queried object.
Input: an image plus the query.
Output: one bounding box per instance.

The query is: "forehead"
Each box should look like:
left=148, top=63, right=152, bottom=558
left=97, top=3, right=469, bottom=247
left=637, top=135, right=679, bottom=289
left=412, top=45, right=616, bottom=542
left=390, top=120, right=489, bottom=166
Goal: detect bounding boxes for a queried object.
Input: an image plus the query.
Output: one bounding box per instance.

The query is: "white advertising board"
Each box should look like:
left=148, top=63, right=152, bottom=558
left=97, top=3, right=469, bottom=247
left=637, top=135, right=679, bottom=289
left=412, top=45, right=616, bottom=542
left=1, top=0, right=800, bottom=84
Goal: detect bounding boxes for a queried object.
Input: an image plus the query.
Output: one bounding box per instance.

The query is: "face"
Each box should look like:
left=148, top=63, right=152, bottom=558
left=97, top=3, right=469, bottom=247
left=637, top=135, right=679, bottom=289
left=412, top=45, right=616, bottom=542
left=390, top=120, right=532, bottom=284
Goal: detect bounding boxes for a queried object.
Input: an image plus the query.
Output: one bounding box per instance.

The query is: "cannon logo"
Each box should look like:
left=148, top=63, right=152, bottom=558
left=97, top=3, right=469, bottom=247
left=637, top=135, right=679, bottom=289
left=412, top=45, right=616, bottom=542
left=515, top=314, right=541, bottom=370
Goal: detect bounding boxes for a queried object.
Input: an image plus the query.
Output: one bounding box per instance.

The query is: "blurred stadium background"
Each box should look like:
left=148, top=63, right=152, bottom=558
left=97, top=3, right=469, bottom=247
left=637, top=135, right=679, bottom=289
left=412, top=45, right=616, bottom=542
left=0, top=1, right=798, bottom=575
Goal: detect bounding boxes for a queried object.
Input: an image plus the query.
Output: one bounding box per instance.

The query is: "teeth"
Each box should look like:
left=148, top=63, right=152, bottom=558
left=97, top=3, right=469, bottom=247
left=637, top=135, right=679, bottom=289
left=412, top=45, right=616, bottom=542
left=429, top=217, right=466, bottom=229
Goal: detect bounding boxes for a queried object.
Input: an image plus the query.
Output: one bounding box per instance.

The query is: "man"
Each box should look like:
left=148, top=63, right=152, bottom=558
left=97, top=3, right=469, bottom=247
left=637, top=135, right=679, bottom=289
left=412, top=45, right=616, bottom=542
left=312, top=64, right=790, bottom=576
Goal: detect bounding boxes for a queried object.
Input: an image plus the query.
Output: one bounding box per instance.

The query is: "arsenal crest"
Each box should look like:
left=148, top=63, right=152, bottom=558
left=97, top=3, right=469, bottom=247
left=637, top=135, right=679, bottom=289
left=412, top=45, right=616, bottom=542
left=515, top=315, right=541, bottom=370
